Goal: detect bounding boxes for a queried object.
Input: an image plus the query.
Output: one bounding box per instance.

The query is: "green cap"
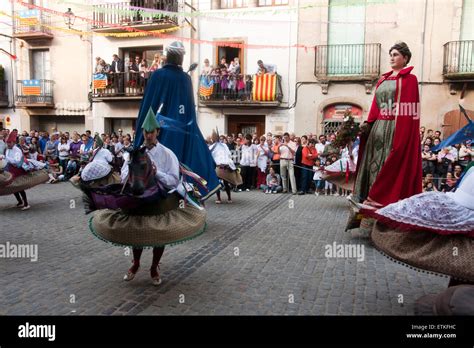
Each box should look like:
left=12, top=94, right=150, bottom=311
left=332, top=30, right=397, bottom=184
left=142, top=107, right=160, bottom=132
left=94, top=134, right=103, bottom=148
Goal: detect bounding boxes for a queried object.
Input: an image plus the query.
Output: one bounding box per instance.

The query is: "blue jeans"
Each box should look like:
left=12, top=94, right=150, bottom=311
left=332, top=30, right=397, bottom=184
left=261, top=185, right=282, bottom=193
left=301, top=165, right=313, bottom=192
left=314, top=179, right=325, bottom=190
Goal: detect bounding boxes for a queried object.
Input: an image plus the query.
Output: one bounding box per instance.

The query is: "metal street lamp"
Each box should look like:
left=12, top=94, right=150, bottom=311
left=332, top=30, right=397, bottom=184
left=64, top=8, right=75, bottom=29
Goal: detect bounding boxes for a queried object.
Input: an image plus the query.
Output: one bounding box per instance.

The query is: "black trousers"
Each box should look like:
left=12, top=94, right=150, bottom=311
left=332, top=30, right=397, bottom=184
left=240, top=166, right=256, bottom=190
left=14, top=191, right=28, bottom=206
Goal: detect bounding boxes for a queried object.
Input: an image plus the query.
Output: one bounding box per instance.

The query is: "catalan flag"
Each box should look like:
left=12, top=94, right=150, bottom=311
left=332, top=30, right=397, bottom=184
left=22, top=80, right=41, bottom=96
left=199, top=76, right=213, bottom=97
left=252, top=73, right=277, bottom=101
left=93, top=74, right=108, bottom=89
left=19, top=10, right=39, bottom=27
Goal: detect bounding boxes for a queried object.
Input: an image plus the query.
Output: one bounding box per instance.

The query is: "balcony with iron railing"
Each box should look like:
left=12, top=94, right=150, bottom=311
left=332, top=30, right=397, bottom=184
left=314, top=43, right=381, bottom=81
left=16, top=79, right=54, bottom=107
left=13, top=10, right=53, bottom=41
left=0, top=80, right=9, bottom=107
left=91, top=72, right=147, bottom=101
left=443, top=40, right=474, bottom=81
left=92, top=0, right=179, bottom=33
left=198, top=73, right=283, bottom=107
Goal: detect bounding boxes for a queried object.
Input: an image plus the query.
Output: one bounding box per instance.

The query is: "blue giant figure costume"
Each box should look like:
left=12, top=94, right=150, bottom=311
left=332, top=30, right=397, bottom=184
left=134, top=43, right=220, bottom=200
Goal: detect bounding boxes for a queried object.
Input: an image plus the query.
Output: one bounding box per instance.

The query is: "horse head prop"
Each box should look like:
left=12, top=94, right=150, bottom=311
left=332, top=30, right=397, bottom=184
left=127, top=146, right=157, bottom=196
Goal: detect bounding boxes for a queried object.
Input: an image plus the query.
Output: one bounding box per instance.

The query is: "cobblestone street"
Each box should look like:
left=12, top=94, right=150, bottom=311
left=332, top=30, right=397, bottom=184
left=0, top=183, right=448, bottom=315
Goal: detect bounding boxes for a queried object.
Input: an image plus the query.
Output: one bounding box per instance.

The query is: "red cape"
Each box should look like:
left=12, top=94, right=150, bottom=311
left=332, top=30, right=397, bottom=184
left=356, top=66, right=422, bottom=206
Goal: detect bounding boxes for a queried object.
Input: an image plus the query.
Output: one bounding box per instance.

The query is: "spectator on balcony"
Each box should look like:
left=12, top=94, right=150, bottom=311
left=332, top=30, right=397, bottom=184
left=218, top=57, right=228, bottom=70
left=148, top=54, right=161, bottom=74
left=211, top=67, right=222, bottom=99
left=201, top=58, right=212, bottom=76
left=228, top=73, right=238, bottom=100
left=228, top=57, right=241, bottom=75
left=236, top=74, right=246, bottom=100
left=220, top=69, right=230, bottom=100
left=95, top=57, right=105, bottom=73
left=129, top=56, right=140, bottom=73
left=128, top=56, right=141, bottom=89
left=140, top=59, right=149, bottom=89
left=111, top=54, right=125, bottom=94
left=245, top=75, right=253, bottom=100
left=257, top=60, right=277, bottom=75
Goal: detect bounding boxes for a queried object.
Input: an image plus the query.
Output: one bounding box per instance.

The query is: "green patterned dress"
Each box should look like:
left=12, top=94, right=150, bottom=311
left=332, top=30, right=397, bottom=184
left=353, top=78, right=397, bottom=203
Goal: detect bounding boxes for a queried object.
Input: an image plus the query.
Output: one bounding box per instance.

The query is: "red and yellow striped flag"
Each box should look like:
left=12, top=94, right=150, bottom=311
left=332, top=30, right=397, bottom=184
left=19, top=10, right=39, bottom=26
left=93, top=74, right=107, bottom=89
left=252, top=74, right=277, bottom=101
left=199, top=76, right=214, bottom=97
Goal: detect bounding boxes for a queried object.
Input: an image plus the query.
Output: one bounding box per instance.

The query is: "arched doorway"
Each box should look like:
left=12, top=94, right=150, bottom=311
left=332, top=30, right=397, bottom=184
left=443, top=108, right=473, bottom=138
left=322, top=103, right=363, bottom=135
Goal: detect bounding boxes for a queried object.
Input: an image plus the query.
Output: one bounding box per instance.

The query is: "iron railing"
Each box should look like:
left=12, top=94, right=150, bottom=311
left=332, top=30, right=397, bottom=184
left=91, top=72, right=148, bottom=97
left=92, top=0, right=179, bottom=29
left=16, top=79, right=54, bottom=105
left=315, top=43, right=381, bottom=78
left=13, top=10, right=52, bottom=36
left=198, top=73, right=283, bottom=103
left=443, top=40, right=474, bottom=77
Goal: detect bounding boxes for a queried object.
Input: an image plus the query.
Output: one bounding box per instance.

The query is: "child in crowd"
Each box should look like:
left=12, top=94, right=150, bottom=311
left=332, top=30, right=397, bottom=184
left=313, top=158, right=325, bottom=196
left=324, top=159, right=335, bottom=195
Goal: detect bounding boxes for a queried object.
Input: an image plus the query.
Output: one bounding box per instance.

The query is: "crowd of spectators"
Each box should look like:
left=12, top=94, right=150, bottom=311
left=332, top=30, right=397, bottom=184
left=1, top=125, right=471, bottom=197
left=93, top=53, right=166, bottom=93
left=420, top=126, right=473, bottom=192
left=199, top=58, right=277, bottom=101
left=0, top=128, right=134, bottom=184
left=205, top=127, right=473, bottom=197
